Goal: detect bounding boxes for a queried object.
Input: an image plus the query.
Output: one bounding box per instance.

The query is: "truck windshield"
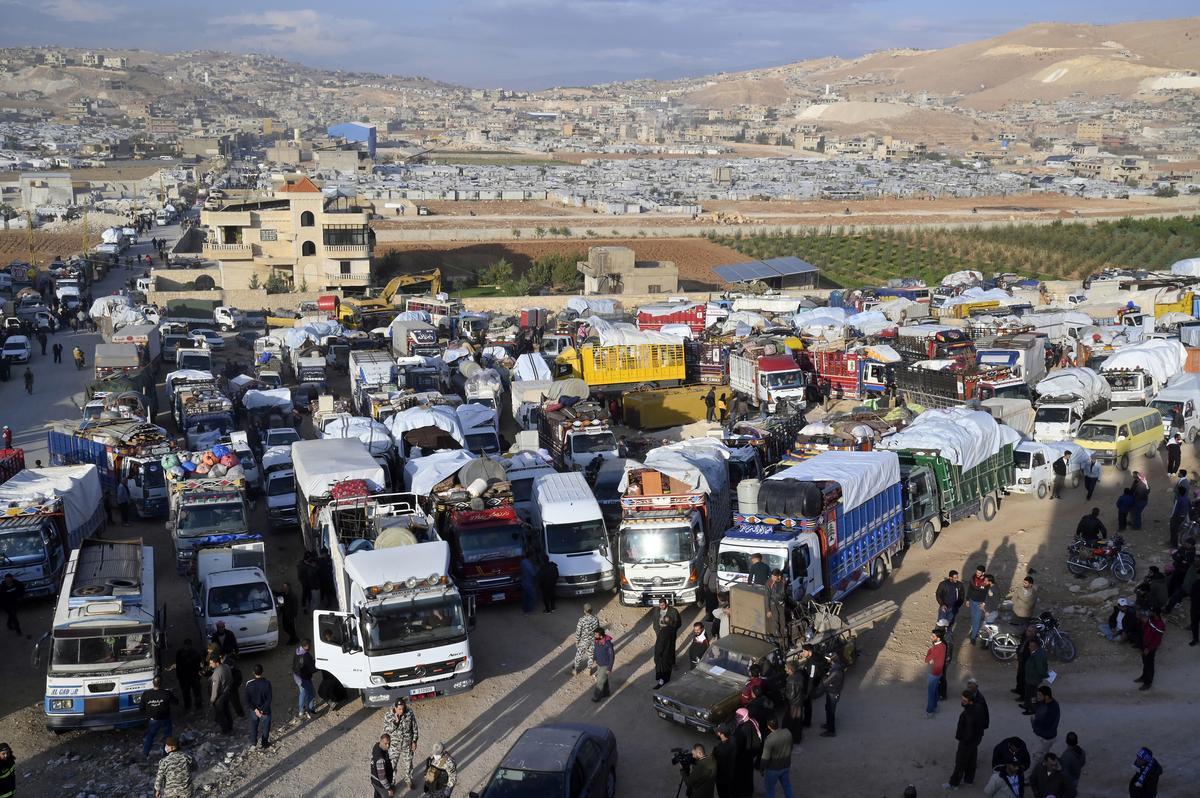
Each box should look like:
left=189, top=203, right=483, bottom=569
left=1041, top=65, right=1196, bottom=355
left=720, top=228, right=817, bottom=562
left=208, top=583, right=274, bottom=616
left=267, top=474, right=296, bottom=497
left=718, top=549, right=785, bottom=578
left=1076, top=423, right=1116, bottom=443
left=465, top=432, right=501, bottom=455
left=766, top=371, right=803, bottom=390
left=362, top=596, right=466, bottom=654
left=697, top=641, right=755, bottom=678
left=1013, top=451, right=1032, bottom=469
left=988, top=384, right=1032, bottom=401
left=190, top=417, right=233, bottom=437
left=546, top=520, right=608, bottom=555
left=51, top=632, right=153, bottom=671
left=458, top=525, right=525, bottom=563
left=1104, top=374, right=1141, bottom=391
left=571, top=431, right=616, bottom=454
left=140, top=461, right=165, bottom=489
left=0, top=528, right=46, bottom=560
left=482, top=770, right=565, bottom=797
left=1035, top=407, right=1070, bottom=424
left=178, top=502, right=247, bottom=536
left=620, top=525, right=694, bottom=564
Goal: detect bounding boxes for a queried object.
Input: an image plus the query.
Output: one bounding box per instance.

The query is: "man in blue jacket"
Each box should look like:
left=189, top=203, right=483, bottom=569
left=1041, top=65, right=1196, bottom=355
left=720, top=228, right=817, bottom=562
left=244, top=664, right=273, bottom=749
left=1030, top=685, right=1060, bottom=764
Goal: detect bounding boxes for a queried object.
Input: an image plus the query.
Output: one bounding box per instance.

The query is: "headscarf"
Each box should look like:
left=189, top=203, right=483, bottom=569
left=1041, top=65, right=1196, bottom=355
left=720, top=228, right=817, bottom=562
left=1132, top=747, right=1158, bottom=788
left=734, top=707, right=761, bottom=738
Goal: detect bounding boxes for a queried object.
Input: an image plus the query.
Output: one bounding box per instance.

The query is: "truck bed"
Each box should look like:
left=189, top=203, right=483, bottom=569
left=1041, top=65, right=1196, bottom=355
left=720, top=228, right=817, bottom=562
left=897, top=445, right=1014, bottom=523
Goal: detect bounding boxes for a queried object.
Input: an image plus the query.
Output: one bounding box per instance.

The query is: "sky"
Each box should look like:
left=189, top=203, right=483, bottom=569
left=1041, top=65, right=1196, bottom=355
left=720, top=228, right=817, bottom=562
left=0, top=0, right=1195, bottom=88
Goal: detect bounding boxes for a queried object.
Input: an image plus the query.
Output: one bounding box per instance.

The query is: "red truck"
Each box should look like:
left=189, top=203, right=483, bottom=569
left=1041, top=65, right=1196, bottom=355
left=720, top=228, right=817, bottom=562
left=441, top=503, right=529, bottom=607
left=637, top=302, right=707, bottom=335
left=803, top=349, right=891, bottom=400
left=0, top=448, right=25, bottom=485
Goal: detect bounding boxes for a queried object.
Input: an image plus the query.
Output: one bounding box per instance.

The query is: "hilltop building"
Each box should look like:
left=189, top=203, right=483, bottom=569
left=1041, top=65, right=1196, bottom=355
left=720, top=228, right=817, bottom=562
left=577, top=246, right=677, bottom=295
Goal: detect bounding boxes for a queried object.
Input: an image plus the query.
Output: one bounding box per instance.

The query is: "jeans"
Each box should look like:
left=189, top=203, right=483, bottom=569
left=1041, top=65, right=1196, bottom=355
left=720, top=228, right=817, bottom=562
left=142, top=717, right=172, bottom=757
left=1084, top=477, right=1098, bottom=500
left=969, top=602, right=985, bottom=641
left=1133, top=499, right=1148, bottom=529
left=297, top=678, right=316, bottom=714
left=1098, top=622, right=1121, bottom=641
left=764, top=768, right=795, bottom=798
left=249, top=711, right=271, bottom=745
left=925, top=674, right=941, bottom=714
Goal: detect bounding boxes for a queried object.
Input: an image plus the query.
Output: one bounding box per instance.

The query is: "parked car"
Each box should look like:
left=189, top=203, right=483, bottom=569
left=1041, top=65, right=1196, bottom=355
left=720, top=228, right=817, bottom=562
left=2, top=335, right=32, bottom=364
left=471, top=723, right=617, bottom=798
left=191, top=328, right=225, bottom=350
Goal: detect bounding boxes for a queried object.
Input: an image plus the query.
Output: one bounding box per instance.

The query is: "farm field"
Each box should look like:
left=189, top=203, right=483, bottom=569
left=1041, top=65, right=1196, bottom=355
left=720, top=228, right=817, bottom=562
left=0, top=227, right=89, bottom=267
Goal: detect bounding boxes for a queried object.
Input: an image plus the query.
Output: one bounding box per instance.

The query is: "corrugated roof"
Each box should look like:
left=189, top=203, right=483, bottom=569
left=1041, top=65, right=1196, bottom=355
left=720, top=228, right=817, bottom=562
left=714, top=257, right=818, bottom=283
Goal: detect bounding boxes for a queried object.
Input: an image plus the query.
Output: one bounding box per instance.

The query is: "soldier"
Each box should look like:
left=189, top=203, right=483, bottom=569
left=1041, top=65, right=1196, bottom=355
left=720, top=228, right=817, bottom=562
left=423, top=742, right=457, bottom=798
left=572, top=603, right=600, bottom=675
left=382, top=697, right=419, bottom=790
left=153, top=737, right=196, bottom=798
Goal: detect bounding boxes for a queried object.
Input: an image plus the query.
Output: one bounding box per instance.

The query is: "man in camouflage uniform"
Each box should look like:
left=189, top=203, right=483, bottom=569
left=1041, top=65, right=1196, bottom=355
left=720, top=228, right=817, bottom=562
left=382, top=697, right=419, bottom=790
left=153, top=737, right=196, bottom=798
left=572, top=603, right=600, bottom=675
left=424, top=742, right=458, bottom=798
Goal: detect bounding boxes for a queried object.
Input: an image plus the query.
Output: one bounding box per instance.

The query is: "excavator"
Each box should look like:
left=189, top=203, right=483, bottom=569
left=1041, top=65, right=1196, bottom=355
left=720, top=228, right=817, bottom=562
left=343, top=268, right=443, bottom=314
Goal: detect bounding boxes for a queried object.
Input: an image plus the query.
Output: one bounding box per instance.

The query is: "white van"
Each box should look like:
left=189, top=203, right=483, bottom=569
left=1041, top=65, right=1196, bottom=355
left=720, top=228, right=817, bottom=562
left=1011, top=441, right=1088, bottom=498
left=191, top=542, right=279, bottom=654
left=530, top=471, right=615, bottom=596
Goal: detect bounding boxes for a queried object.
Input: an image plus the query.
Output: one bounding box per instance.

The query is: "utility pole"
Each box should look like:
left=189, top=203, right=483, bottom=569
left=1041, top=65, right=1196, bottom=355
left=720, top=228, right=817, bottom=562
left=24, top=211, right=34, bottom=268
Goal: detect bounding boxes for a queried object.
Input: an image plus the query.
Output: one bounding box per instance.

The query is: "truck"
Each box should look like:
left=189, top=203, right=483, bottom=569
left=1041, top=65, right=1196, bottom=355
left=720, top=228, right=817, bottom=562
left=94, top=344, right=142, bottom=380
left=616, top=438, right=731, bottom=606
left=175, top=344, right=213, bottom=373
left=262, top=446, right=298, bottom=532
left=1032, top=368, right=1111, bottom=442
left=1148, top=373, right=1200, bottom=442
left=877, top=408, right=1017, bottom=550
left=499, top=450, right=556, bottom=523
left=1012, top=441, right=1088, bottom=498
left=0, top=464, right=105, bottom=596
left=108, top=324, right=161, bottom=371
left=719, top=451, right=905, bottom=602
left=166, top=468, right=250, bottom=573
left=891, top=325, right=976, bottom=363
left=894, top=362, right=1030, bottom=408
left=534, top=400, right=618, bottom=471
left=405, top=294, right=464, bottom=332
left=191, top=540, right=279, bottom=654
left=173, top=379, right=235, bottom=450
left=164, top=298, right=222, bottom=326
left=729, top=345, right=806, bottom=412
left=531, top=472, right=616, bottom=598
left=312, top=493, right=474, bottom=706
left=292, top=438, right=387, bottom=552
left=556, top=342, right=687, bottom=392
left=35, top=539, right=162, bottom=732
left=636, top=302, right=708, bottom=335
left=295, top=355, right=327, bottom=387
left=975, top=333, right=1047, bottom=386
left=1099, top=339, right=1187, bottom=405
left=720, top=413, right=808, bottom=470
left=802, top=344, right=896, bottom=400
left=389, top=319, right=440, bottom=358
left=47, top=420, right=175, bottom=517
left=349, top=350, right=398, bottom=416
left=0, top=448, right=24, bottom=485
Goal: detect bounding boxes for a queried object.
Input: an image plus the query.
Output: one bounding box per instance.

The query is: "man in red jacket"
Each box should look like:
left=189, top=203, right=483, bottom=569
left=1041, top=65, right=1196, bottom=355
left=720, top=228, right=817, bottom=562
left=1136, top=611, right=1165, bottom=690
left=924, top=628, right=947, bottom=718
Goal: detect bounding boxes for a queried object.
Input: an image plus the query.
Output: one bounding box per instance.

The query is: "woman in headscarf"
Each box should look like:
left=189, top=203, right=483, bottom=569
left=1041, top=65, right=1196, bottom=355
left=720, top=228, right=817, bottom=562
left=732, top=707, right=762, bottom=798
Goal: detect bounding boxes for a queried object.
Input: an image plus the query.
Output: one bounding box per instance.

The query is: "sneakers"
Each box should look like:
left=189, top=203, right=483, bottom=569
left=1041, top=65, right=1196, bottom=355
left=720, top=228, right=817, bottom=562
left=1138, top=683, right=1152, bottom=691
left=943, top=783, right=958, bottom=790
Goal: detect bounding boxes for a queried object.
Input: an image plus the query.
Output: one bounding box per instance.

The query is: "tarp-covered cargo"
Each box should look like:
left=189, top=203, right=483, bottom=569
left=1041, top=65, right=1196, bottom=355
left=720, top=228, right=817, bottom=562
left=877, top=407, right=1020, bottom=471
left=761, top=451, right=900, bottom=514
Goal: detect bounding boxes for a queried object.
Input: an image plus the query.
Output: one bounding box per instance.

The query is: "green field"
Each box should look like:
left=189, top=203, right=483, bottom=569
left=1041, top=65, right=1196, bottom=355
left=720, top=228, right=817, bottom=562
left=711, top=216, right=1200, bottom=288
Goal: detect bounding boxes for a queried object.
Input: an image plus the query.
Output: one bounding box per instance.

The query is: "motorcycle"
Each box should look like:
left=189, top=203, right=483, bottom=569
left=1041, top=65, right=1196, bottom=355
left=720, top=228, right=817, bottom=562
left=977, top=612, right=1020, bottom=662
left=1067, top=535, right=1136, bottom=582
left=1032, top=610, right=1077, bottom=663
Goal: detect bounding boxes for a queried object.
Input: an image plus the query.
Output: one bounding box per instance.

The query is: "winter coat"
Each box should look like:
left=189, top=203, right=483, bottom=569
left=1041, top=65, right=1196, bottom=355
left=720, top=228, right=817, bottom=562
left=1012, top=585, right=1039, bottom=619
left=593, top=635, right=615, bottom=668
left=1031, top=699, right=1060, bottom=741
left=935, top=578, right=964, bottom=611
left=1029, top=763, right=1073, bottom=798
left=956, top=702, right=985, bottom=745
left=1023, top=648, right=1049, bottom=688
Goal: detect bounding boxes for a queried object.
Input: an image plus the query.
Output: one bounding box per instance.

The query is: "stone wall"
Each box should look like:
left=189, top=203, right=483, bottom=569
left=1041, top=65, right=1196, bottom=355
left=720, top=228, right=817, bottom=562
left=146, top=288, right=338, bottom=311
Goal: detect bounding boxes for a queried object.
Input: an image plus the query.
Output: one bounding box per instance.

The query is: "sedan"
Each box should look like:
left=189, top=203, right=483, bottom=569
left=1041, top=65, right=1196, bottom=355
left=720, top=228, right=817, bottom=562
left=2, top=335, right=31, bottom=364
left=191, top=329, right=225, bottom=350
left=472, top=723, right=617, bottom=798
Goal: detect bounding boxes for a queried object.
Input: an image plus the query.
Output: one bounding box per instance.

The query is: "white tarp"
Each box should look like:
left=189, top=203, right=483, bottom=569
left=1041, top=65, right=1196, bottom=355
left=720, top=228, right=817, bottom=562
left=732, top=296, right=807, bottom=314
left=856, top=344, right=902, bottom=363
left=566, top=297, right=621, bottom=317
left=384, top=404, right=467, bottom=447
left=242, top=388, right=294, bottom=411
left=283, top=321, right=345, bottom=349
left=321, top=416, right=393, bottom=456
left=1043, top=441, right=1091, bottom=469
left=1150, top=372, right=1200, bottom=403
left=639, top=302, right=701, bottom=317
left=392, top=310, right=431, bottom=323
left=660, top=324, right=694, bottom=340
left=1170, top=258, right=1200, bottom=277
left=584, top=316, right=683, bottom=346
left=877, top=298, right=921, bottom=322
left=847, top=311, right=893, bottom=336
left=941, top=270, right=982, bottom=287
left=720, top=311, right=769, bottom=334
left=464, top=369, right=502, bottom=395
left=621, top=438, right=732, bottom=530
left=939, top=287, right=1016, bottom=309
left=513, top=353, right=552, bottom=382
left=455, top=403, right=496, bottom=432
left=403, top=449, right=477, bottom=495
left=291, top=438, right=386, bottom=499
left=767, top=451, right=900, bottom=512
left=1034, top=367, right=1112, bottom=403
left=1099, top=339, right=1186, bottom=384
left=0, top=464, right=102, bottom=545
left=896, top=323, right=957, bottom=339
left=442, top=346, right=471, bottom=365
left=878, top=407, right=1016, bottom=470
left=89, top=295, right=130, bottom=319
left=1157, top=312, right=1194, bottom=329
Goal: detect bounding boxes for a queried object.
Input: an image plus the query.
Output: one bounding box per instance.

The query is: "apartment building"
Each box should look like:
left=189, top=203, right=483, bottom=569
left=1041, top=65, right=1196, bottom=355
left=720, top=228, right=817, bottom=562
left=201, top=176, right=373, bottom=291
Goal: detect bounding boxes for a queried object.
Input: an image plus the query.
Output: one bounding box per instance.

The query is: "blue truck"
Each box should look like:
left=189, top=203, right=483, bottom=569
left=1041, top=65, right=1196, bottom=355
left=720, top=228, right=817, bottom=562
left=716, top=450, right=905, bottom=602
left=47, top=419, right=176, bottom=518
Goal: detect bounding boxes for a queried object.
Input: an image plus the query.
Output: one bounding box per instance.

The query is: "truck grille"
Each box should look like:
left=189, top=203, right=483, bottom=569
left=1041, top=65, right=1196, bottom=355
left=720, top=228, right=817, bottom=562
left=372, top=658, right=463, bottom=683
left=563, top=572, right=601, bottom=585
left=630, top=577, right=686, bottom=589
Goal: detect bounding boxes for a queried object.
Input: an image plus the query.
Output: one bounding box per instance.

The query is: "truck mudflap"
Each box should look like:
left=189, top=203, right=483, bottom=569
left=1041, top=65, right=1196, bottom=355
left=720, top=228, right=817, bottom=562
left=620, top=587, right=698, bottom=607
left=361, top=669, right=475, bottom=707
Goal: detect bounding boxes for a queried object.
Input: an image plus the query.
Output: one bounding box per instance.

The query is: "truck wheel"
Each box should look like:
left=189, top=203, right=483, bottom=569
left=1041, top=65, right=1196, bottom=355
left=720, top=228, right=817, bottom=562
left=1036, top=482, right=1047, bottom=500
left=980, top=495, right=998, bottom=522
left=865, top=556, right=888, bottom=590
left=1117, top=454, right=1129, bottom=471
left=920, top=521, right=938, bottom=550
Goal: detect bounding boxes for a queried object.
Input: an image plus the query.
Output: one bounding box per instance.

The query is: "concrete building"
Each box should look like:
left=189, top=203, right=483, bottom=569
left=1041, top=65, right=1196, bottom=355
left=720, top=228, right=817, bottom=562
left=315, top=148, right=373, bottom=174
left=327, top=122, right=377, bottom=157
left=577, top=246, right=677, bottom=295
left=201, top=176, right=373, bottom=292
left=19, top=172, right=80, bottom=209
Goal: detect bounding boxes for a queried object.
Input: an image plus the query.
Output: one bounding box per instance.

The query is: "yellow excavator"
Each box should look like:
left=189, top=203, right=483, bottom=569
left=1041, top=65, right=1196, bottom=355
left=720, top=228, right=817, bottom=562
left=343, top=268, right=443, bottom=314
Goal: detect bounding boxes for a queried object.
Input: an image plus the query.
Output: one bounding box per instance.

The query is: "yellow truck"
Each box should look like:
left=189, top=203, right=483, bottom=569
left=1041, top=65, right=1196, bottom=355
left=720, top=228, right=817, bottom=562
left=622, top=385, right=713, bottom=430
left=1154, top=290, right=1194, bottom=319
left=932, top=300, right=1001, bottom=320
left=557, top=343, right=686, bottom=391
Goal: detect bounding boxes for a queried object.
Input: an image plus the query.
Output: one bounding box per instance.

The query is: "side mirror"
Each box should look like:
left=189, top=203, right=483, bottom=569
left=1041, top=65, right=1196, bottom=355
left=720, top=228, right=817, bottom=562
left=465, top=595, right=477, bottom=629
left=31, top=633, right=48, bottom=668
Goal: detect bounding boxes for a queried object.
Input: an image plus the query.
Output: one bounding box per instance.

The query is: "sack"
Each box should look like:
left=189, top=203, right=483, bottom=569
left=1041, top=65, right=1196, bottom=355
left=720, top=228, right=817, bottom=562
left=180, top=460, right=197, bottom=473
left=331, top=479, right=371, bottom=500
left=425, top=763, right=449, bottom=790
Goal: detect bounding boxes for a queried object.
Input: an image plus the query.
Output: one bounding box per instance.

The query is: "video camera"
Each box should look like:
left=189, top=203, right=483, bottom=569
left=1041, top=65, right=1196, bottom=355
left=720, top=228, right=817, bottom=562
left=670, top=747, right=695, bottom=772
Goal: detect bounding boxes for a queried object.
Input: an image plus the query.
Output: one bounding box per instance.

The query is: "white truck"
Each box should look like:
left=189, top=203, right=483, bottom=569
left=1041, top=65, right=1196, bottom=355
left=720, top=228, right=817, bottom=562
left=531, top=472, right=615, bottom=597
left=1149, top=373, right=1200, bottom=442
left=976, top=333, right=1047, bottom=386
left=312, top=493, right=475, bottom=706
left=457, top=404, right=501, bottom=456
left=728, top=348, right=806, bottom=411
left=499, top=450, right=556, bottom=522
left=349, top=350, right=397, bottom=416
left=1099, top=339, right=1187, bottom=406
left=262, top=445, right=299, bottom=532
left=292, top=438, right=387, bottom=552
left=191, top=541, right=279, bottom=653
left=1033, top=367, right=1112, bottom=442
left=1011, top=441, right=1088, bottom=497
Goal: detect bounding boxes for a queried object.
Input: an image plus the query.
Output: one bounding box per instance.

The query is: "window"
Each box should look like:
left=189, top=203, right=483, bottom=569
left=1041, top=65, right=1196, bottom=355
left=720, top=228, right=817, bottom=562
left=300, top=210, right=314, bottom=227
left=647, top=284, right=661, bottom=294
left=259, top=228, right=278, bottom=242
left=301, top=240, right=316, bottom=257
left=340, top=260, right=351, bottom=276
left=575, top=738, right=602, bottom=779
left=790, top=546, right=810, bottom=581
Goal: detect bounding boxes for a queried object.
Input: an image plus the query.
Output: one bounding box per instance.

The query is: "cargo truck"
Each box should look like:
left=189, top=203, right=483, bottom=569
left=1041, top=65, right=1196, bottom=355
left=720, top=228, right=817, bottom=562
left=47, top=419, right=175, bottom=517
left=389, top=319, right=440, bottom=359
left=262, top=446, right=298, bottom=532
left=636, top=302, right=708, bottom=335
left=1099, top=339, right=1187, bottom=405
left=349, top=350, right=397, bottom=416
left=1032, top=367, right=1111, bottom=442
left=719, top=451, right=905, bottom=602
left=976, top=333, right=1047, bottom=386
left=894, top=362, right=1030, bottom=408
left=728, top=349, right=806, bottom=412
left=534, top=400, right=618, bottom=471
left=0, top=448, right=25, bottom=485
left=173, top=380, right=235, bottom=450
left=1148, top=373, right=1200, bottom=441
left=803, top=345, right=895, bottom=400
left=191, top=540, right=278, bottom=653
left=556, top=342, right=686, bottom=391
left=891, top=325, right=976, bottom=363
left=293, top=438, right=387, bottom=552
left=622, top=385, right=713, bottom=430
left=108, top=324, right=161, bottom=371
left=94, top=343, right=142, bottom=380
left=166, top=469, right=250, bottom=573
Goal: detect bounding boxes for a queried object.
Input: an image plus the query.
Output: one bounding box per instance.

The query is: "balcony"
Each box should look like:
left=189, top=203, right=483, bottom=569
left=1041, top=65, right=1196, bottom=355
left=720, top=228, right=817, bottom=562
left=203, top=242, right=254, bottom=260
left=324, top=244, right=371, bottom=256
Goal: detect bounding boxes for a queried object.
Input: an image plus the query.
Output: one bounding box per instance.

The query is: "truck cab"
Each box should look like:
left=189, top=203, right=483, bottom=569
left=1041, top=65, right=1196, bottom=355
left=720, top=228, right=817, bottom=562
left=192, top=541, right=279, bottom=653
left=214, top=306, right=244, bottom=332
left=262, top=446, right=298, bottom=531
left=168, top=478, right=250, bottom=573
left=501, top=452, right=556, bottom=523
left=540, top=334, right=573, bottom=361
left=1148, top=374, right=1200, bottom=442
left=1034, top=400, right=1086, bottom=442
left=531, top=472, right=615, bottom=598
left=443, top=505, right=528, bottom=606
left=176, top=347, right=213, bottom=373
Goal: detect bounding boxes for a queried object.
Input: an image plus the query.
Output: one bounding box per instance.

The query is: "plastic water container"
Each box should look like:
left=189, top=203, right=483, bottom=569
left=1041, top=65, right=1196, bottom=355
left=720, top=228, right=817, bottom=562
left=737, top=479, right=761, bottom=516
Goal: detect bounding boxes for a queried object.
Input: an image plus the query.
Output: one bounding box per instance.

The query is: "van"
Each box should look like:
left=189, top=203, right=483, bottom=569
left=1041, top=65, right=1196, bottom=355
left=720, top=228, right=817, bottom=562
left=1074, top=406, right=1162, bottom=471
left=530, top=471, right=616, bottom=597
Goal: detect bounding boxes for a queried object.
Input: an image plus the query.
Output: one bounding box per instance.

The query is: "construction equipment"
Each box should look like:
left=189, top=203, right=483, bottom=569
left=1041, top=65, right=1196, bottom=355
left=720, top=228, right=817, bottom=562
left=345, top=269, right=443, bottom=314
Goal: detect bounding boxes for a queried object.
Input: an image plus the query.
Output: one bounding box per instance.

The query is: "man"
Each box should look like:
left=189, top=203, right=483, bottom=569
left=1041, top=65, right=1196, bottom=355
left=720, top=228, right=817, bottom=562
left=371, top=733, right=395, bottom=798
left=1082, top=457, right=1101, bottom=500
left=1170, top=485, right=1189, bottom=548
left=208, top=654, right=233, bottom=735
left=1012, top=576, right=1038, bottom=625
left=745, top=684, right=772, bottom=731
left=572, top=603, right=600, bottom=675
left=210, top=621, right=239, bottom=658
left=1, top=427, right=10, bottom=449
left=382, top=698, right=419, bottom=791
left=274, top=583, right=299, bottom=646
left=1135, top=609, right=1164, bottom=690
left=713, top=725, right=737, bottom=798
left=654, top=597, right=682, bottom=687
left=983, top=758, right=1026, bottom=798
left=1021, top=639, right=1049, bottom=714
left=966, top=565, right=992, bottom=645
left=1059, top=732, right=1086, bottom=794
left=945, top=689, right=985, bottom=789
left=935, top=570, right=964, bottom=628
left=923, top=628, right=947, bottom=718
left=244, top=664, right=272, bottom=749
left=1028, top=752, right=1072, bottom=798
left=759, top=717, right=794, bottom=798
left=0, top=743, right=12, bottom=798
left=1102, top=597, right=1137, bottom=643
left=0, top=574, right=24, bottom=636
left=1074, top=508, right=1107, bottom=548
left=965, top=677, right=989, bottom=734
left=22, top=368, right=32, bottom=395
left=1029, top=686, right=1060, bottom=764
left=1129, top=747, right=1162, bottom=798
left=174, top=639, right=203, bottom=712
left=783, top=660, right=806, bottom=742
left=1050, top=451, right=1070, bottom=499
left=1130, top=472, right=1150, bottom=531
left=116, top=480, right=131, bottom=526
left=684, top=743, right=717, bottom=798
left=704, top=387, right=717, bottom=423
left=688, top=622, right=710, bottom=669
left=592, top=627, right=615, bottom=702
left=423, top=742, right=457, bottom=798
left=747, top=553, right=770, bottom=586
left=765, top=569, right=788, bottom=605
left=538, top=558, right=559, bottom=613
left=1116, top=488, right=1134, bottom=532
left=1165, top=434, right=1183, bottom=475
left=140, top=676, right=178, bottom=759
left=796, top=645, right=820, bottom=730
left=819, top=652, right=843, bottom=738
left=51, top=342, right=62, bottom=364
left=153, top=737, right=195, bottom=798
left=292, top=640, right=317, bottom=719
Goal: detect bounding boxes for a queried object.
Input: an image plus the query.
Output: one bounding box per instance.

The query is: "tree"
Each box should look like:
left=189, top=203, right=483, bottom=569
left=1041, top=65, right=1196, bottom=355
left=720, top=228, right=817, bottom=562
left=482, top=258, right=514, bottom=286
left=1154, top=185, right=1179, bottom=198
left=264, top=272, right=290, bottom=294
left=247, top=273, right=261, bottom=290
left=511, top=228, right=521, bottom=238
left=534, top=226, right=547, bottom=239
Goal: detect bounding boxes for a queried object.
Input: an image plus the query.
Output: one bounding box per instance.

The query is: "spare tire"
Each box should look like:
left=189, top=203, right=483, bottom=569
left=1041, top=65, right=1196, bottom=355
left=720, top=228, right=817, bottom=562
left=759, top=479, right=824, bottom=518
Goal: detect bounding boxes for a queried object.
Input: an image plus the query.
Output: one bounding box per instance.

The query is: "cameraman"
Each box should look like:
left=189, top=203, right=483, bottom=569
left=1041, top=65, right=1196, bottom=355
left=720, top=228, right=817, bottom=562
left=682, top=743, right=716, bottom=798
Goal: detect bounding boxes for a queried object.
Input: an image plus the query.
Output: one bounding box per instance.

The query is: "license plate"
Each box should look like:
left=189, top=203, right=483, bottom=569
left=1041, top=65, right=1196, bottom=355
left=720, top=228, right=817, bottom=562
left=670, top=712, right=685, bottom=724
left=409, top=685, right=435, bottom=697
left=491, top=592, right=506, bottom=601
left=574, top=589, right=591, bottom=596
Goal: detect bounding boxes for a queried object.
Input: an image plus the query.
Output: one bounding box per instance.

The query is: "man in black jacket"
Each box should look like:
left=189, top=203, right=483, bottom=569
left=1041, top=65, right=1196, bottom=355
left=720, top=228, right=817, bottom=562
left=275, top=582, right=299, bottom=646
left=945, top=690, right=986, bottom=788
left=371, top=733, right=395, bottom=798
left=1074, top=508, right=1107, bottom=547
left=244, top=664, right=273, bottom=749
left=140, top=675, right=178, bottom=759
left=0, top=574, right=24, bottom=636
left=683, top=743, right=717, bottom=798
left=210, top=621, right=239, bottom=658
left=174, top=639, right=203, bottom=712
left=1029, top=752, right=1074, bottom=798
left=991, top=736, right=1031, bottom=772
left=712, top=725, right=737, bottom=798
left=935, top=570, right=964, bottom=628
left=1050, top=452, right=1070, bottom=499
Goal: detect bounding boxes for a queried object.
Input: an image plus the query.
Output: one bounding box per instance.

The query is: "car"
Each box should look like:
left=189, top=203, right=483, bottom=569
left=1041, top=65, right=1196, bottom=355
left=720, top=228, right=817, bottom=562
left=263, top=427, right=301, bottom=450
left=652, top=633, right=783, bottom=733
left=191, top=328, right=225, bottom=350
left=471, top=722, right=617, bottom=798
left=2, top=335, right=32, bottom=364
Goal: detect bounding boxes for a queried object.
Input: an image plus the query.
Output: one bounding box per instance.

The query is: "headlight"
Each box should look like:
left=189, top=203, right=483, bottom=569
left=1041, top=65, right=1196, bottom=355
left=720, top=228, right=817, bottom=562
left=455, top=656, right=472, bottom=673
left=49, top=698, right=74, bottom=711
left=268, top=616, right=278, bottom=632
left=369, top=675, right=385, bottom=686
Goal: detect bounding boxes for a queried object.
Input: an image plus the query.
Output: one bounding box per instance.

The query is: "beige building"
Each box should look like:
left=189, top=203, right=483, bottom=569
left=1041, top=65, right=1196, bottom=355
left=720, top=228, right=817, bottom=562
left=201, top=176, right=373, bottom=291
left=577, top=246, right=677, bottom=295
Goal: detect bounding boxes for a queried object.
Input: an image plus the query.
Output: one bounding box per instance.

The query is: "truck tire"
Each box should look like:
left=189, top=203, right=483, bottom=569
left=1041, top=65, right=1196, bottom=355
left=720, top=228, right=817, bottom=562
left=1117, top=454, right=1129, bottom=471
left=980, top=495, right=998, bottom=522
left=865, top=556, right=888, bottom=590
left=1036, top=482, right=1048, bottom=500
left=920, top=521, right=938, bottom=550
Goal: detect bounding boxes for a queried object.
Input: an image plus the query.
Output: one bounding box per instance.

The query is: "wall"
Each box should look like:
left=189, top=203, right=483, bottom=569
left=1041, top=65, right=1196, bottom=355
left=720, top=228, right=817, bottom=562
left=146, top=288, right=339, bottom=311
